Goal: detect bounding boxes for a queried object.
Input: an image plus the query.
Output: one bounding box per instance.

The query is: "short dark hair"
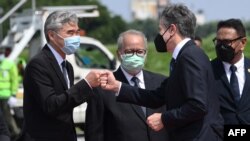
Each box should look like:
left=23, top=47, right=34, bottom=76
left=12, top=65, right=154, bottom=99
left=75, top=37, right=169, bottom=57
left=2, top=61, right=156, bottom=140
left=160, top=4, right=196, bottom=38
left=217, top=19, right=246, bottom=37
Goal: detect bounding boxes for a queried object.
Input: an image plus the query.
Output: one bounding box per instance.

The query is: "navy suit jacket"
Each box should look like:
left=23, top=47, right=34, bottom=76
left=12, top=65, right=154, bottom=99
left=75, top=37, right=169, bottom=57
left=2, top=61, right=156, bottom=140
left=116, top=40, right=223, bottom=141
left=22, top=45, right=93, bottom=141
left=85, top=67, right=169, bottom=141
left=211, top=57, right=250, bottom=124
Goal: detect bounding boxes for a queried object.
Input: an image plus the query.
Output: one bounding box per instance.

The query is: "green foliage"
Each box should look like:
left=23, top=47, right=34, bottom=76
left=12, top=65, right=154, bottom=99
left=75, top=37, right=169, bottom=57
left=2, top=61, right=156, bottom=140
left=128, top=19, right=159, bottom=42
left=0, top=0, right=127, bottom=44
left=195, top=21, right=217, bottom=38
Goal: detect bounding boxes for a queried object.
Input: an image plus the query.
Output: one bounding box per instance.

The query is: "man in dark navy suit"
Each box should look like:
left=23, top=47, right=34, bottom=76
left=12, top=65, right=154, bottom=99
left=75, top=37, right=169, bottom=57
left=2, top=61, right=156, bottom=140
left=101, top=3, right=223, bottom=141
left=211, top=19, right=250, bottom=125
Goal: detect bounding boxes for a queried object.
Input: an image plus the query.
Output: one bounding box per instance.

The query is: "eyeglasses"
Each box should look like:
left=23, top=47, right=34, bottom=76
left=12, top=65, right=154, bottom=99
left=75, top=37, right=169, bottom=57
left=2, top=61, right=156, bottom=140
left=123, top=49, right=146, bottom=57
left=212, top=36, right=243, bottom=46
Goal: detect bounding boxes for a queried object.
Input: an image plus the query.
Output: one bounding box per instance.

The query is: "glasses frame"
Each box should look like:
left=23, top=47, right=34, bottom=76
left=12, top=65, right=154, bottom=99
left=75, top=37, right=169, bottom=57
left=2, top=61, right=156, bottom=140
left=123, top=49, right=147, bottom=57
left=212, top=36, right=243, bottom=46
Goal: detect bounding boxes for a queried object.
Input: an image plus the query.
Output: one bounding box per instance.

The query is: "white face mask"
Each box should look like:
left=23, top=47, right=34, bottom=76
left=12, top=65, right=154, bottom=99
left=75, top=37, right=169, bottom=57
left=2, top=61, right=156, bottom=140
left=0, top=54, right=4, bottom=61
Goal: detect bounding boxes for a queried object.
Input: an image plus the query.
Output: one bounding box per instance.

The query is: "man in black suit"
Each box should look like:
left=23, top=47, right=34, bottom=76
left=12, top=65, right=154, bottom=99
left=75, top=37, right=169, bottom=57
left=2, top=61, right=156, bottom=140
left=85, top=30, right=168, bottom=141
left=21, top=11, right=103, bottom=141
left=101, top=4, right=223, bottom=141
left=211, top=19, right=250, bottom=124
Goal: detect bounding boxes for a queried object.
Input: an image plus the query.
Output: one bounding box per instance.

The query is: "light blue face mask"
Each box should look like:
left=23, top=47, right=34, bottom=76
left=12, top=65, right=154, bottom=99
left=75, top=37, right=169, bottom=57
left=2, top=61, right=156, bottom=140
left=121, top=54, right=145, bottom=73
left=56, top=33, right=80, bottom=55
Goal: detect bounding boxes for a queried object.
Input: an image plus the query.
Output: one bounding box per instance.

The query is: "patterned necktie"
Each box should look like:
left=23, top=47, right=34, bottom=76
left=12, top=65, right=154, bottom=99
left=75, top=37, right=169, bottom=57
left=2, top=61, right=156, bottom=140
left=61, top=61, right=69, bottom=88
left=230, top=65, right=240, bottom=102
left=131, top=77, right=146, bottom=116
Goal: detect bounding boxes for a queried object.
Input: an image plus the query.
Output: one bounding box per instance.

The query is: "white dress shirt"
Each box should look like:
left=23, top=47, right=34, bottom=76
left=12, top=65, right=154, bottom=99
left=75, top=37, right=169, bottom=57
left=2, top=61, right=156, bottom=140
left=222, top=56, right=245, bottom=96
left=120, top=67, right=145, bottom=89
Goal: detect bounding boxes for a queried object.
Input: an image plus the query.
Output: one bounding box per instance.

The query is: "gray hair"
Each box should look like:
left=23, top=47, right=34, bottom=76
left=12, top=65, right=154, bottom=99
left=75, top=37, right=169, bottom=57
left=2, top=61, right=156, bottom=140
left=160, top=4, right=196, bottom=38
left=44, top=11, right=78, bottom=42
left=117, top=29, right=148, bottom=51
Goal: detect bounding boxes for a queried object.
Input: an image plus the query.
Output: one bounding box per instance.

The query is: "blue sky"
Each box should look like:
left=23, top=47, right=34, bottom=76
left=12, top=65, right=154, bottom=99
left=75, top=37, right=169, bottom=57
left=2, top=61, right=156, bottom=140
left=100, top=0, right=250, bottom=22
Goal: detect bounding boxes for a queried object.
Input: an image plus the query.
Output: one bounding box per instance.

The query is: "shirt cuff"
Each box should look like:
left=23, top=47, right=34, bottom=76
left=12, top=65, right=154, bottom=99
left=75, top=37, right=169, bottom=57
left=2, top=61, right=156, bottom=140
left=83, top=78, right=93, bottom=90
left=115, top=82, right=122, bottom=96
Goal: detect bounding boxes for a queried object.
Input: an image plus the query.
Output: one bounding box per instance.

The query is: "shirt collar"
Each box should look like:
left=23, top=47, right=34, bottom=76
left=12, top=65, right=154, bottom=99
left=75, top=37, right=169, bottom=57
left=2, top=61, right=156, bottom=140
left=120, top=67, right=144, bottom=84
left=172, top=38, right=191, bottom=59
left=47, top=43, right=65, bottom=65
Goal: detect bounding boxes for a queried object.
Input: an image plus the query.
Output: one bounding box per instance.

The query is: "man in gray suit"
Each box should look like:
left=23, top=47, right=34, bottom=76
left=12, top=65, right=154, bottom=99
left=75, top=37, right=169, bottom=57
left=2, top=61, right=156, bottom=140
left=85, top=29, right=168, bottom=141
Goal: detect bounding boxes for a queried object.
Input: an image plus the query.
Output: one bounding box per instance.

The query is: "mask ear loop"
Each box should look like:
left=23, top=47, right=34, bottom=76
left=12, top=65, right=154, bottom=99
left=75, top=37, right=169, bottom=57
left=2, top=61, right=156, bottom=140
left=163, top=24, right=174, bottom=44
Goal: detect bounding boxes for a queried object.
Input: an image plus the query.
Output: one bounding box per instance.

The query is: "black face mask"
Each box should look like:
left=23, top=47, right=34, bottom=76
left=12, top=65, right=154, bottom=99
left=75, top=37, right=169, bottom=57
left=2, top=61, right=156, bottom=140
left=154, top=34, right=167, bottom=52
left=215, top=43, right=235, bottom=62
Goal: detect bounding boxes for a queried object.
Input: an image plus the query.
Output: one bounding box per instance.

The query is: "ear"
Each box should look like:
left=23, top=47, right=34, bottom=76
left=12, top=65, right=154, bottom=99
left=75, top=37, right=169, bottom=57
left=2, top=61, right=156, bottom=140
left=48, top=30, right=56, bottom=41
left=116, top=50, right=122, bottom=61
left=169, top=24, right=177, bottom=35
left=240, top=37, right=247, bottom=51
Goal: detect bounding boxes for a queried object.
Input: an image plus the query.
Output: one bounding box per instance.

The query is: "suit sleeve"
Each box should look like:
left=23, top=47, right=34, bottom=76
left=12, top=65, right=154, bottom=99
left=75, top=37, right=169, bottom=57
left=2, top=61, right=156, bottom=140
left=161, top=53, right=208, bottom=130
left=117, top=78, right=167, bottom=108
left=24, top=59, right=93, bottom=116
left=85, top=88, right=104, bottom=141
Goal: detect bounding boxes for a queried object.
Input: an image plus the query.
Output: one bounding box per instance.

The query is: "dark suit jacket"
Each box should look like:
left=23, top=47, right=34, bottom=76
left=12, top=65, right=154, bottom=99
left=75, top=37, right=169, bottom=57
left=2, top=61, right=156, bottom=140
left=211, top=57, right=250, bottom=124
left=22, top=45, right=93, bottom=141
left=117, top=40, right=223, bottom=141
left=85, top=67, right=169, bottom=141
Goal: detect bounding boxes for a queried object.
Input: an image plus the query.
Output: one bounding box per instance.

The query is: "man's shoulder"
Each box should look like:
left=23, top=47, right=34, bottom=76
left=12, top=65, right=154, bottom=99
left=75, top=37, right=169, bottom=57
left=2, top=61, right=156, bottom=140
left=26, top=50, right=48, bottom=68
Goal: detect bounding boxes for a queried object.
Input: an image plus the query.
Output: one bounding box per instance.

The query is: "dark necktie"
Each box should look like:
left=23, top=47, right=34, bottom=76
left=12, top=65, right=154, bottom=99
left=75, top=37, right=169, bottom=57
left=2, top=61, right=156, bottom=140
left=170, top=58, right=176, bottom=74
left=61, top=61, right=69, bottom=88
left=230, top=65, right=240, bottom=102
left=131, top=77, right=146, bottom=116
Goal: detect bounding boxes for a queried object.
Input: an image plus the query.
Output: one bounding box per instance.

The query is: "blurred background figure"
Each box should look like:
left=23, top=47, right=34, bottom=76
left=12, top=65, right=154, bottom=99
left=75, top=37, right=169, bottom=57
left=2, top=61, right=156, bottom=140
left=0, top=108, right=11, bottom=141
left=194, top=36, right=203, bottom=48
left=0, top=46, right=20, bottom=140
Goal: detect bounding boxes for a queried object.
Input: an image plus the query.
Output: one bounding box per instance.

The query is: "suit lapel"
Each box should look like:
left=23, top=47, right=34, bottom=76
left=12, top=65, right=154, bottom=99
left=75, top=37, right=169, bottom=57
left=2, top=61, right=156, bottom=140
left=143, top=71, right=155, bottom=117
left=239, top=58, right=250, bottom=104
left=213, top=59, right=236, bottom=104
left=43, top=46, right=68, bottom=89
left=114, top=68, right=146, bottom=122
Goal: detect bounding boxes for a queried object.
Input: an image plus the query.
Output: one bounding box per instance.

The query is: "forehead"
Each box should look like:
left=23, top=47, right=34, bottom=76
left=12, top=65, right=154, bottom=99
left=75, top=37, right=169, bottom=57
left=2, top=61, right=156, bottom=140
left=123, top=34, right=145, bottom=50
left=216, top=27, right=238, bottom=39
left=59, top=22, right=79, bottom=32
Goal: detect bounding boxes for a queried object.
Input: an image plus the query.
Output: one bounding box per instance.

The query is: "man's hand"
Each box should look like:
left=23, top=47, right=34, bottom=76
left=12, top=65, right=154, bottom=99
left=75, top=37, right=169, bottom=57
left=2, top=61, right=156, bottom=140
left=85, top=70, right=107, bottom=87
left=147, top=113, right=164, bottom=131
left=100, top=70, right=121, bottom=93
